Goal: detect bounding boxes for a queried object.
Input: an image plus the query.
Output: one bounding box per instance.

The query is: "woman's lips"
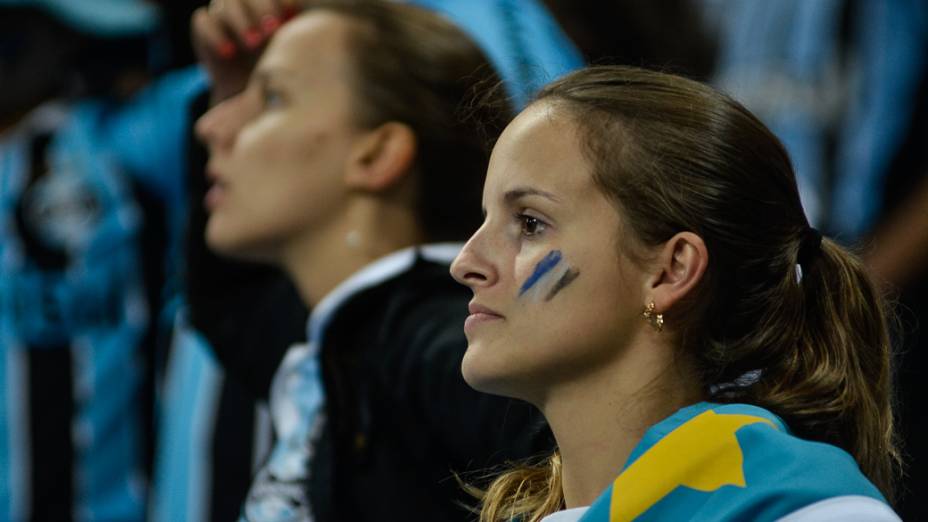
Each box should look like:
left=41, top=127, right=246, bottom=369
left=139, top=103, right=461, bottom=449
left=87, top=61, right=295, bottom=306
left=204, top=181, right=226, bottom=211
left=464, top=302, right=504, bottom=334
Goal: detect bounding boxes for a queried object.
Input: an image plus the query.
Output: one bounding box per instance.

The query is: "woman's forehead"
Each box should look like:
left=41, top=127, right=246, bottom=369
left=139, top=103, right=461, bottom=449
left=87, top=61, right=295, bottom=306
left=486, top=104, right=591, bottom=199
left=260, top=11, right=356, bottom=78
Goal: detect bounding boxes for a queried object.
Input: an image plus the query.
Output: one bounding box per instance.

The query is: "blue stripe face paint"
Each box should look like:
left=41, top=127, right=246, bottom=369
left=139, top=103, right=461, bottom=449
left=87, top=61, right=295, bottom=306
left=519, top=250, right=581, bottom=302
left=519, top=250, right=562, bottom=296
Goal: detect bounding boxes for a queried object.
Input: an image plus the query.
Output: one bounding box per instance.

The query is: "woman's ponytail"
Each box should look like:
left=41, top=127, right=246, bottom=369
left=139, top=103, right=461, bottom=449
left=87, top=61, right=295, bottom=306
left=741, top=237, right=900, bottom=501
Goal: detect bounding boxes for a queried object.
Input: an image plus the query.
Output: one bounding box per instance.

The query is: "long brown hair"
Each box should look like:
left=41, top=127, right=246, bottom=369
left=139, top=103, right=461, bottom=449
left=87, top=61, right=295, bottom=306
left=475, top=65, right=900, bottom=520
left=301, top=0, right=512, bottom=243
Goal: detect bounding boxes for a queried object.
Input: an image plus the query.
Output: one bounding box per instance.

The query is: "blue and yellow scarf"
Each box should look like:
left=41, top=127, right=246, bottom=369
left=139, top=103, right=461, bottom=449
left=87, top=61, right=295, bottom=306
left=579, top=402, right=887, bottom=521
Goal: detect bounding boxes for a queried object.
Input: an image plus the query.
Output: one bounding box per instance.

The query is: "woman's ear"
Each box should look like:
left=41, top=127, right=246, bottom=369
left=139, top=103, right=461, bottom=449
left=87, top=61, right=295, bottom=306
left=647, top=231, right=708, bottom=313
left=344, top=122, right=417, bottom=192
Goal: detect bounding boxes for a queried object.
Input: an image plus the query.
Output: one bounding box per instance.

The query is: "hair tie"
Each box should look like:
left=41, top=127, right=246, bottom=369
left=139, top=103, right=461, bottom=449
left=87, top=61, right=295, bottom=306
left=797, top=227, right=822, bottom=268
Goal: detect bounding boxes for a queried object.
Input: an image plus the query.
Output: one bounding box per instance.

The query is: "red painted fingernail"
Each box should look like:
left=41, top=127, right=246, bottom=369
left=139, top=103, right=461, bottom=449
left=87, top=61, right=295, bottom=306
left=261, top=15, right=281, bottom=35
left=244, top=28, right=263, bottom=49
left=218, top=40, right=237, bottom=59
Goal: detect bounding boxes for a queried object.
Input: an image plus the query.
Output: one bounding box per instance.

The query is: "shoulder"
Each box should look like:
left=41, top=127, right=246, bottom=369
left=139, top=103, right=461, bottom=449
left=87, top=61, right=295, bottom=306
left=696, top=403, right=888, bottom=518
left=710, top=404, right=888, bottom=520
left=713, top=404, right=883, bottom=500
left=588, top=403, right=892, bottom=522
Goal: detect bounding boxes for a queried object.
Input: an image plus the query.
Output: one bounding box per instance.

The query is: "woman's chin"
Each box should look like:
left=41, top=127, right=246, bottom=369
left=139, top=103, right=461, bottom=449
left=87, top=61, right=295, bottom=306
left=205, top=221, right=242, bottom=255
left=205, top=221, right=276, bottom=263
left=461, top=347, right=525, bottom=400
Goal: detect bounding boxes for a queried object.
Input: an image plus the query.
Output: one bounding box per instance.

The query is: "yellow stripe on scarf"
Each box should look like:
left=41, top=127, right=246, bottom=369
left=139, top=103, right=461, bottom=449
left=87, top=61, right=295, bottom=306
left=609, top=410, right=776, bottom=521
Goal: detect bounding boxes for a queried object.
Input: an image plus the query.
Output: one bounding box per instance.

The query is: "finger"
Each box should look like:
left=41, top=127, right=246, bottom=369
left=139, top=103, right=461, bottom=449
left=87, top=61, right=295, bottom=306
left=247, top=0, right=285, bottom=37
left=210, top=0, right=263, bottom=50
left=248, top=0, right=280, bottom=16
left=192, top=7, right=238, bottom=60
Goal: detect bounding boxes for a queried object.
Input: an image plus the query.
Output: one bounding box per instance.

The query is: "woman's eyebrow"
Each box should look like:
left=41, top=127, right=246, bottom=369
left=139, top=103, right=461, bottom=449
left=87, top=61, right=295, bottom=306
left=252, top=66, right=303, bottom=87
left=481, top=187, right=561, bottom=216
left=503, top=187, right=561, bottom=204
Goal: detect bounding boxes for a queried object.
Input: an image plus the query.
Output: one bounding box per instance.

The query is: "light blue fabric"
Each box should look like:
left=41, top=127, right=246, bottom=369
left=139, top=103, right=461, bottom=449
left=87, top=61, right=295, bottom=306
left=240, top=341, right=321, bottom=522
left=578, top=402, right=887, bottom=522
left=0, top=102, right=148, bottom=521
left=150, top=317, right=223, bottom=522
left=98, top=66, right=207, bottom=265
left=0, top=67, right=204, bottom=521
left=409, top=0, right=583, bottom=108
left=829, top=0, right=928, bottom=239
left=711, top=0, right=845, bottom=227
left=0, top=333, right=27, bottom=521
left=152, top=302, right=276, bottom=522
left=710, top=0, right=928, bottom=239
left=0, top=0, right=160, bottom=36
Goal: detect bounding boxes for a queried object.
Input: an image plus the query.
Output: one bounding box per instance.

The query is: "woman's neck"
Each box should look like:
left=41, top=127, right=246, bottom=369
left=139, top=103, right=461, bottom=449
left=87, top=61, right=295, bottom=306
left=538, top=341, right=703, bottom=509
left=282, top=196, right=425, bottom=307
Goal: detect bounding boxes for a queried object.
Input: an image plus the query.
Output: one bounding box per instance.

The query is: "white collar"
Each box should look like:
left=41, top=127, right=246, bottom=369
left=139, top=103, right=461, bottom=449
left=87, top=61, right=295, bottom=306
left=305, top=243, right=462, bottom=345
left=540, top=506, right=590, bottom=522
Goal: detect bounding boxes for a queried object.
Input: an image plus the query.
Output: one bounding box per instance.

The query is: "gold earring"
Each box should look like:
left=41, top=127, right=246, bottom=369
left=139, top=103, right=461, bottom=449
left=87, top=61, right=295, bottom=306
left=642, top=301, right=664, bottom=332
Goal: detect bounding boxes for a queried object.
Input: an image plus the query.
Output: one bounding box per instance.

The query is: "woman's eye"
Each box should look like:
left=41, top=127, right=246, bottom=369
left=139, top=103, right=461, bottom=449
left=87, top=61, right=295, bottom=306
left=262, top=89, right=285, bottom=109
left=519, top=214, right=546, bottom=237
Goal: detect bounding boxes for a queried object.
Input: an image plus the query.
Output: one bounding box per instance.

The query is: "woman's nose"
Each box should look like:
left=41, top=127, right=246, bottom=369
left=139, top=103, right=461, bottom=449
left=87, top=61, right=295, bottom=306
left=195, top=94, right=248, bottom=151
left=451, top=229, right=497, bottom=289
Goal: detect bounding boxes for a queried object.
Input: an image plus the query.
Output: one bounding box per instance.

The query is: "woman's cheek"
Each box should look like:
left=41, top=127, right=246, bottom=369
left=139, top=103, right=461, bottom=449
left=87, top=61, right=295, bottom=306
left=517, top=249, right=581, bottom=303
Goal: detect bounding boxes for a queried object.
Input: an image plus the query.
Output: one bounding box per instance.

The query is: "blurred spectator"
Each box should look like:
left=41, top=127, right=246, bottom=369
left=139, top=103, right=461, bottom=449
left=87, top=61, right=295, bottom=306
left=410, top=0, right=584, bottom=108
left=704, top=0, right=926, bottom=239
left=0, top=0, right=203, bottom=520
left=707, top=0, right=851, bottom=228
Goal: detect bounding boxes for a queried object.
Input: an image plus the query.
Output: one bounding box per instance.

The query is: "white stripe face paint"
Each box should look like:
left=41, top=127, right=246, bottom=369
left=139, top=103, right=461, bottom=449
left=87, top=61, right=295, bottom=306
left=518, top=250, right=580, bottom=302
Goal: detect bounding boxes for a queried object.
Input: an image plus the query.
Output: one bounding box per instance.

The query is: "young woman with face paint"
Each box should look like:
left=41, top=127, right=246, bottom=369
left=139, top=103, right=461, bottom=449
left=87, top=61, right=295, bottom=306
left=192, top=1, right=562, bottom=520
left=451, top=66, right=902, bottom=522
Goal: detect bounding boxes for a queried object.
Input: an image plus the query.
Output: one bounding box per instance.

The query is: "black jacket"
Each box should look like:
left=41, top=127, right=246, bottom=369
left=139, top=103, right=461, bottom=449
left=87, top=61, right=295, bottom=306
left=306, top=251, right=552, bottom=521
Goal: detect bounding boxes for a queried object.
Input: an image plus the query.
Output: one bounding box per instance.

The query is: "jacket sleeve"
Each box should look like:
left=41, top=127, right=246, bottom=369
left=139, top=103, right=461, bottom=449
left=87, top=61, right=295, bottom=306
left=392, top=294, right=554, bottom=472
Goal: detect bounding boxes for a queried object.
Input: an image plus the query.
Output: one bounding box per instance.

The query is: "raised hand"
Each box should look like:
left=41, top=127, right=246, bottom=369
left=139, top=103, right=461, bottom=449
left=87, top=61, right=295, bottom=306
left=191, top=0, right=299, bottom=102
